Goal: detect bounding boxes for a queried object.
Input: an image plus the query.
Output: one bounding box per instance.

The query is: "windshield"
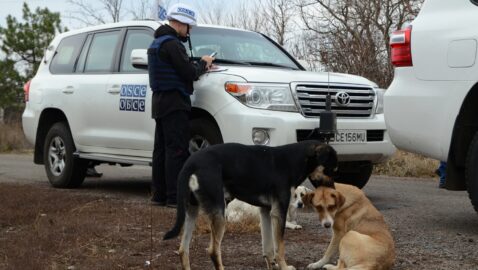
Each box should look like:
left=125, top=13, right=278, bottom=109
left=186, top=26, right=300, bottom=70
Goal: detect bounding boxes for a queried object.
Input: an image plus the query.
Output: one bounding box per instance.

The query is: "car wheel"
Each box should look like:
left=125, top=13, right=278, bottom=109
left=43, top=122, right=88, bottom=188
left=335, top=161, right=373, bottom=189
left=189, top=118, right=223, bottom=154
left=466, top=132, right=478, bottom=213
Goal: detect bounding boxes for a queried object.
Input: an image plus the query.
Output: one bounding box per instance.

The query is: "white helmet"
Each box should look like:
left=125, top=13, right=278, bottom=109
left=167, top=3, right=197, bottom=26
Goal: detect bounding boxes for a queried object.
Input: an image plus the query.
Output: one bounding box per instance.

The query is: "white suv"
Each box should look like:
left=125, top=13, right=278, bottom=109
left=385, top=0, right=478, bottom=211
left=22, top=21, right=395, bottom=189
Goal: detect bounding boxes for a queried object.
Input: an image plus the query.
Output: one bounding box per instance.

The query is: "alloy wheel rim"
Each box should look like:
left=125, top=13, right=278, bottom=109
left=48, top=136, right=66, bottom=176
left=189, top=135, right=210, bottom=153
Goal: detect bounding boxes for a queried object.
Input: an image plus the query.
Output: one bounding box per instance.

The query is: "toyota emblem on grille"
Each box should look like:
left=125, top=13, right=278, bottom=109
left=335, top=91, right=351, bottom=106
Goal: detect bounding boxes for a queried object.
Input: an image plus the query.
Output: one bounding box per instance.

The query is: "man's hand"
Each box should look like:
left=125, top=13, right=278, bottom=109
left=201, top=55, right=214, bottom=69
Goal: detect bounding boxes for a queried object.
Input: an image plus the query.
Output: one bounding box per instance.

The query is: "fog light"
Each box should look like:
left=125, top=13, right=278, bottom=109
left=252, top=128, right=270, bottom=145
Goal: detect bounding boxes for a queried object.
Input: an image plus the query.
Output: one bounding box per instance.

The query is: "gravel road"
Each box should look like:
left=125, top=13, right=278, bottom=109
left=1, top=153, right=477, bottom=269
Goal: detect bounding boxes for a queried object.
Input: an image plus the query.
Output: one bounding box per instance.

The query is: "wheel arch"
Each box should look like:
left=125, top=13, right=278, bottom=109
left=190, top=107, right=223, bottom=142
left=34, top=108, right=70, bottom=164
left=447, top=82, right=478, bottom=190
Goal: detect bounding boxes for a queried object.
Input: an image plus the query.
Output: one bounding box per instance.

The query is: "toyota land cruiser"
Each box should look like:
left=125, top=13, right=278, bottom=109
left=22, top=21, right=395, bottom=189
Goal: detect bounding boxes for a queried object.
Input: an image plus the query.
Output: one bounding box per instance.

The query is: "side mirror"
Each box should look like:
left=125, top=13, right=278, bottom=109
left=131, top=49, right=148, bottom=70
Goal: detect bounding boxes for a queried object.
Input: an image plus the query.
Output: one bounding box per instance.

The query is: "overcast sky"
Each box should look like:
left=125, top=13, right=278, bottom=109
left=0, top=0, right=206, bottom=29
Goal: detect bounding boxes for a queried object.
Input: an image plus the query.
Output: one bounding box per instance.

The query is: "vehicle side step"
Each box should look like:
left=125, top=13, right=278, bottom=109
left=74, top=152, right=152, bottom=166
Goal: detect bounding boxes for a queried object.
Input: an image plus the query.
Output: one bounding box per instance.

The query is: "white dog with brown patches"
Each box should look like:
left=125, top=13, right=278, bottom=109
left=226, top=186, right=312, bottom=229
left=303, top=183, right=395, bottom=270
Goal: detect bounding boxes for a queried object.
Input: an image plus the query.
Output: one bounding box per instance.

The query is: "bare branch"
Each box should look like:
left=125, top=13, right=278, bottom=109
left=67, top=0, right=127, bottom=26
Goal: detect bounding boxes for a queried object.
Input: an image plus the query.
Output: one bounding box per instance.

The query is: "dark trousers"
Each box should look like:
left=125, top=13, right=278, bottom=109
left=152, top=110, right=190, bottom=203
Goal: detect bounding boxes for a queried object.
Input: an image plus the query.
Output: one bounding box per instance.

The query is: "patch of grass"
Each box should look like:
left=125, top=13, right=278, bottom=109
left=374, top=150, right=439, bottom=178
left=0, top=122, right=31, bottom=152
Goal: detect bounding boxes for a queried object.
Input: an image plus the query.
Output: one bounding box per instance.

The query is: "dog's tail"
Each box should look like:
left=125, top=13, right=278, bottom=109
left=163, top=169, right=195, bottom=240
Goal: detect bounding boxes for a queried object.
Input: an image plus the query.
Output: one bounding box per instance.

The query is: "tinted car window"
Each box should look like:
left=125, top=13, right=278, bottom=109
left=50, top=34, right=86, bottom=74
left=75, top=35, right=92, bottom=73
left=84, top=31, right=120, bottom=73
left=120, top=29, right=153, bottom=72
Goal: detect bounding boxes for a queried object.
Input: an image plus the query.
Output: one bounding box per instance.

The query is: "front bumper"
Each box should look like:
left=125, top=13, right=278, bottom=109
left=214, top=101, right=396, bottom=164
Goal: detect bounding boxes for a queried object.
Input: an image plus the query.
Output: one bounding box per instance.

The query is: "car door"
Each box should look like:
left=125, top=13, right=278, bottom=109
left=106, top=27, right=155, bottom=153
left=68, top=29, right=123, bottom=153
left=47, top=33, right=87, bottom=137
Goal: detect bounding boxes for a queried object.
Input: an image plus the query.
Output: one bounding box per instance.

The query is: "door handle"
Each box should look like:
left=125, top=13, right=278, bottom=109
left=62, top=86, right=75, bottom=94
left=107, top=85, right=121, bottom=94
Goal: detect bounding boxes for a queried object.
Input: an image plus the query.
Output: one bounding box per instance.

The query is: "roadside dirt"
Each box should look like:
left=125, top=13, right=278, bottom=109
left=1, top=181, right=477, bottom=270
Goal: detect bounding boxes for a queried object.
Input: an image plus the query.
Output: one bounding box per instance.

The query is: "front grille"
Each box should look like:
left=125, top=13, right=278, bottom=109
left=296, top=129, right=385, bottom=142
left=295, top=83, right=375, bottom=118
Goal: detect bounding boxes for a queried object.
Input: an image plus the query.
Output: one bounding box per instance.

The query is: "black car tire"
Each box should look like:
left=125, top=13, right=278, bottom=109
left=466, top=132, right=478, bottom=213
left=43, top=122, right=88, bottom=188
left=336, top=161, right=373, bottom=189
left=189, top=118, right=223, bottom=153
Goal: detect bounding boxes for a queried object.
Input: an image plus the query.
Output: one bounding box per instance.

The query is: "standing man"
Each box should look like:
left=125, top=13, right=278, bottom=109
left=148, top=3, right=214, bottom=207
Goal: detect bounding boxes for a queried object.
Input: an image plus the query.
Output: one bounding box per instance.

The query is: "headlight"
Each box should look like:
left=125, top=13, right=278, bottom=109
left=375, top=88, right=385, bottom=114
left=225, top=82, right=298, bottom=112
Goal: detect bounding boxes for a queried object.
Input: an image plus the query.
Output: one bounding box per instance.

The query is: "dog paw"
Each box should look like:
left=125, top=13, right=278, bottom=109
left=306, top=260, right=327, bottom=270
left=285, top=222, right=302, bottom=230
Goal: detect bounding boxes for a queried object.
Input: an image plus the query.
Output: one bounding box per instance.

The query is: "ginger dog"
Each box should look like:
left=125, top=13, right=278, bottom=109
left=304, top=183, right=395, bottom=270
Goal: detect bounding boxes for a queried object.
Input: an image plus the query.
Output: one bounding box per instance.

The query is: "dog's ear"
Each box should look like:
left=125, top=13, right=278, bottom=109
left=336, top=191, right=345, bottom=208
left=302, top=192, right=315, bottom=206
left=315, top=144, right=337, bottom=165
left=307, top=143, right=318, bottom=157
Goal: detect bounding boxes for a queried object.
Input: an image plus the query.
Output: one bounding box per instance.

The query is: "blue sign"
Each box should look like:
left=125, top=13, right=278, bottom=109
left=120, top=84, right=147, bottom=97
left=120, top=99, right=146, bottom=112
left=119, top=84, right=147, bottom=112
left=158, top=5, right=167, bottom=20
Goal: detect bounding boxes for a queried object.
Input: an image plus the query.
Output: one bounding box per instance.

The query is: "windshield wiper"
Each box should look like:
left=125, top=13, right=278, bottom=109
left=246, top=61, right=298, bottom=70
left=213, top=58, right=251, bottom=65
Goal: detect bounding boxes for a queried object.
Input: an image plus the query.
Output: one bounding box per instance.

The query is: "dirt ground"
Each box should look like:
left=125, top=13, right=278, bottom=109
left=1, top=181, right=477, bottom=270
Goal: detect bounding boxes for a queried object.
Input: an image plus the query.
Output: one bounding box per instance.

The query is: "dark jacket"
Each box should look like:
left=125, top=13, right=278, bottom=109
left=150, top=24, right=207, bottom=119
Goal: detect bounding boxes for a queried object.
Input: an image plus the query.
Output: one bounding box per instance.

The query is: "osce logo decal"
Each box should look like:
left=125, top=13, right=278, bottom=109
left=120, top=84, right=147, bottom=112
left=120, top=84, right=147, bottom=98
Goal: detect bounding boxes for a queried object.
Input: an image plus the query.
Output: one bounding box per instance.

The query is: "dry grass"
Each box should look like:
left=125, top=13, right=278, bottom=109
left=0, top=122, right=32, bottom=152
left=195, top=212, right=260, bottom=235
left=374, top=150, right=439, bottom=178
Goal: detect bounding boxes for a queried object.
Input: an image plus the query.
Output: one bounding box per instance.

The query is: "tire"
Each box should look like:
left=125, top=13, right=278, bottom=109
left=189, top=118, right=223, bottom=153
left=466, top=132, right=478, bottom=213
left=43, top=122, right=88, bottom=188
left=335, top=161, right=373, bottom=189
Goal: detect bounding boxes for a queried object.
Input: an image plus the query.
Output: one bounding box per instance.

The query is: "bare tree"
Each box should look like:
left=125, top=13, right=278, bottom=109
left=196, top=0, right=227, bottom=25
left=67, top=0, right=125, bottom=25
left=297, top=0, right=423, bottom=87
left=129, top=0, right=154, bottom=20
left=260, top=0, right=297, bottom=46
left=227, top=1, right=268, bottom=32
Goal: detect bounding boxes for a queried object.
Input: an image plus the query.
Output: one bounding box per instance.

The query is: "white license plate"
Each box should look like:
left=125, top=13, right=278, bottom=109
left=331, top=130, right=367, bottom=144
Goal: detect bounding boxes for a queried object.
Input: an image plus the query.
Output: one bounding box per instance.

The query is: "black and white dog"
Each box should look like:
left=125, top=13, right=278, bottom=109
left=163, top=141, right=338, bottom=270
left=226, top=185, right=312, bottom=230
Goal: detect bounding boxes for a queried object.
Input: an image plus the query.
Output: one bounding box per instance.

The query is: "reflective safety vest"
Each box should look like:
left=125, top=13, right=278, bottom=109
left=147, top=35, right=190, bottom=96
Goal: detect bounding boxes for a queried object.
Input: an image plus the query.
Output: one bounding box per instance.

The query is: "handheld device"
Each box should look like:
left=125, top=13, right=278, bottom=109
left=210, top=51, right=217, bottom=57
